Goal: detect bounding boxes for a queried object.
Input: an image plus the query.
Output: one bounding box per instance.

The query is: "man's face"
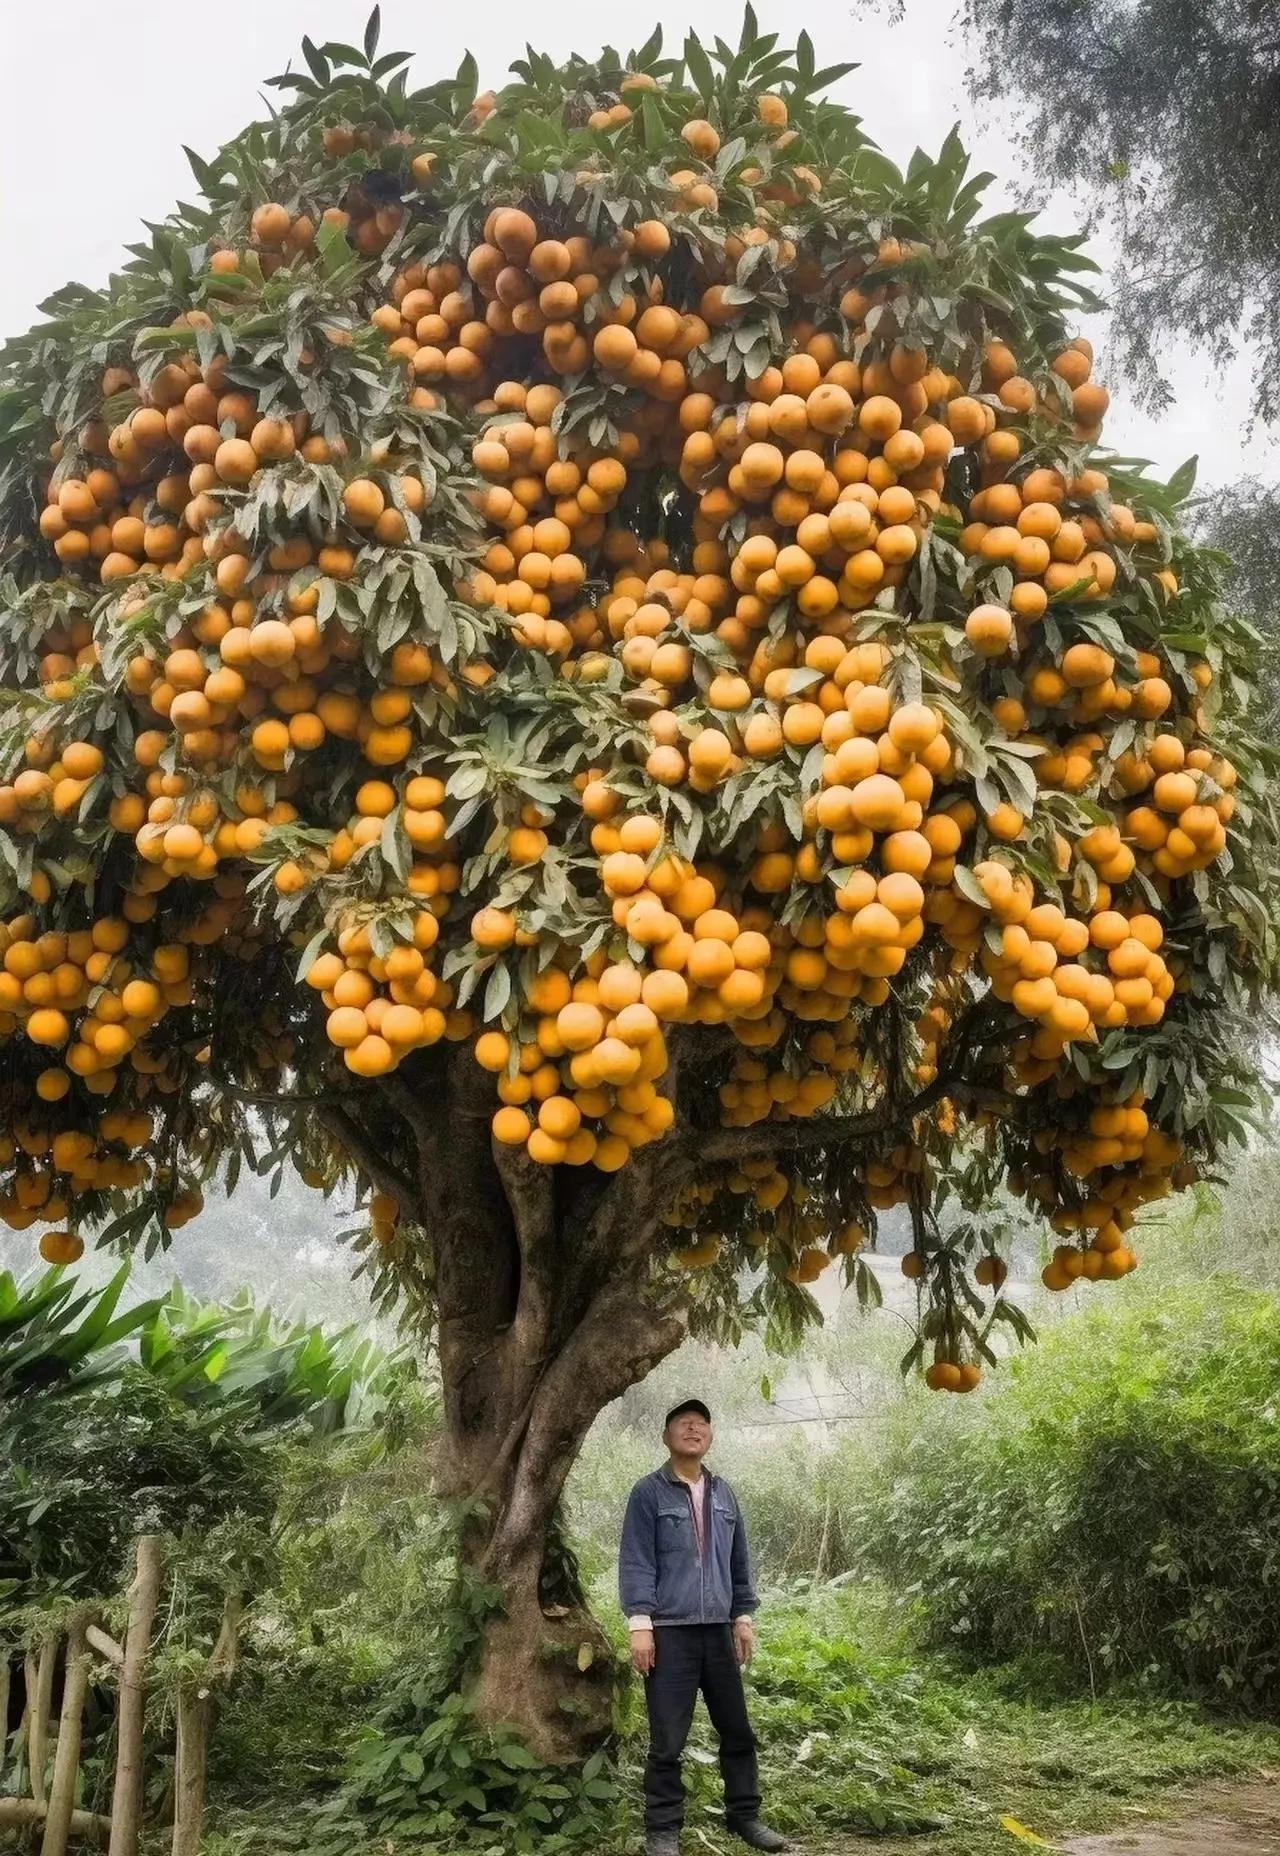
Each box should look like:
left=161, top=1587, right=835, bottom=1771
left=665, top=1410, right=712, bottom=1459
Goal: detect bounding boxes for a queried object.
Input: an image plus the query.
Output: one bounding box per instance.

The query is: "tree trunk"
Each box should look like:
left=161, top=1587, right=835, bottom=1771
left=323, top=1050, right=701, bottom=1761
left=40, top=1614, right=91, bottom=1856
left=108, top=1535, right=163, bottom=1856
left=435, top=1170, right=691, bottom=1760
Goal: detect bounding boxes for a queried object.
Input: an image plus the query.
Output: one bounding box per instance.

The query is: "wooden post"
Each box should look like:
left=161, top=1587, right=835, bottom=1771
left=0, top=1798, right=111, bottom=1844
left=0, top=1650, right=10, bottom=1779
left=169, top=1690, right=207, bottom=1856
left=40, top=1613, right=91, bottom=1856
left=29, top=1639, right=55, bottom=1809
left=108, top=1536, right=163, bottom=1856
left=170, top=1590, right=242, bottom=1856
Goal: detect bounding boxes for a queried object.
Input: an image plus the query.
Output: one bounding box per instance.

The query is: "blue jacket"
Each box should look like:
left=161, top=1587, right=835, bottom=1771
left=619, top=1463, right=758, bottom=1626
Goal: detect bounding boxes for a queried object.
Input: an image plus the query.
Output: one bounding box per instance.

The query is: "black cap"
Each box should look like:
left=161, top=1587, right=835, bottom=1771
left=665, top=1399, right=712, bottom=1428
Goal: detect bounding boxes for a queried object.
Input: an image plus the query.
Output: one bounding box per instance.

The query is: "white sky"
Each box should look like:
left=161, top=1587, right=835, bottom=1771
left=2, top=0, right=1271, bottom=492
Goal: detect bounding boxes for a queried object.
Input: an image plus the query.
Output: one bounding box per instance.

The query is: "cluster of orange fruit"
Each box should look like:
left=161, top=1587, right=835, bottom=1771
left=662, top=1158, right=865, bottom=1285
left=0, top=29, right=1254, bottom=1370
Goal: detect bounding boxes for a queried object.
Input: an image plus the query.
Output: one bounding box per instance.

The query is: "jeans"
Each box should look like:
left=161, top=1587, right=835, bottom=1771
left=643, top=1623, right=761, bottom=1833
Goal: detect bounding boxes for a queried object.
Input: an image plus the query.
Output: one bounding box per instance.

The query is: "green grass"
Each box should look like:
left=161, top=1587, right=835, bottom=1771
left=198, top=1582, right=1280, bottom=1856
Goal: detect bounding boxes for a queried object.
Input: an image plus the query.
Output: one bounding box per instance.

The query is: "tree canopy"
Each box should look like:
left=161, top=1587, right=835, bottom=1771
left=0, top=6, right=1277, bottom=1749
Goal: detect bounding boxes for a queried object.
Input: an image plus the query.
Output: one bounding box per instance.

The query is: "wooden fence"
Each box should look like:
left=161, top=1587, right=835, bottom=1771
left=0, top=1538, right=241, bottom=1853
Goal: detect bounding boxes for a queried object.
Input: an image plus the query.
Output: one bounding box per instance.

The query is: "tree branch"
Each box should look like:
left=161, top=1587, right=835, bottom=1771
left=317, top=1103, right=418, bottom=1212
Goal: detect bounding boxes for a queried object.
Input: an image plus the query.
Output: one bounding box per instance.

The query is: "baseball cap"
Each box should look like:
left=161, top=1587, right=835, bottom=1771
left=665, top=1398, right=712, bottom=1427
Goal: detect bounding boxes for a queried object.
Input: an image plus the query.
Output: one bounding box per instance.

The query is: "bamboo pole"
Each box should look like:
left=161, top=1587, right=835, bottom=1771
left=108, top=1536, right=163, bottom=1856
left=40, top=1614, right=91, bottom=1856
left=29, top=1639, right=56, bottom=1809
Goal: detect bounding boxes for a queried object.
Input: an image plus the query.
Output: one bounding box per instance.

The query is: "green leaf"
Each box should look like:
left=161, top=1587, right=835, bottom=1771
left=483, top=962, right=512, bottom=1020
left=300, top=36, right=331, bottom=86
left=684, top=33, right=717, bottom=102
left=1167, top=455, right=1198, bottom=504
left=363, top=5, right=381, bottom=63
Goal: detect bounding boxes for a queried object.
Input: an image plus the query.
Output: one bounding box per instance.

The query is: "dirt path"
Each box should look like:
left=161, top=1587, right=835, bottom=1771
left=810, top=1775, right=1280, bottom=1855
left=1062, top=1778, right=1280, bottom=1854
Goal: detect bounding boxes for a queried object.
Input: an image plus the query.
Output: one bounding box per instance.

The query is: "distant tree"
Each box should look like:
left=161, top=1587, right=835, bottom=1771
left=1192, top=481, right=1280, bottom=733
left=961, top=1, right=1280, bottom=426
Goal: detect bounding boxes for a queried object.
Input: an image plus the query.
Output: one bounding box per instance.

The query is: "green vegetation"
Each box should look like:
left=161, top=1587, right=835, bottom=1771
left=176, top=1190, right=1280, bottom=1854
left=854, top=1275, right=1280, bottom=1707
left=203, top=1583, right=1280, bottom=1856
left=4, top=1183, right=1277, bottom=1851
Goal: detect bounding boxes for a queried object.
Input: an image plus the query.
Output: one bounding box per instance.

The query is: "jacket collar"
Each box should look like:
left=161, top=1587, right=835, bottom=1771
left=659, top=1460, right=714, bottom=1489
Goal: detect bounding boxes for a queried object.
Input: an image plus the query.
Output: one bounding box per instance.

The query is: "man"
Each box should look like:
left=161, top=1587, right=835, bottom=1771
left=619, top=1398, right=788, bottom=1856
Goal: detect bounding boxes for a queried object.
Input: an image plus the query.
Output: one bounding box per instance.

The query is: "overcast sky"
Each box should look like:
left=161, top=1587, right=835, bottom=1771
left=2, top=0, right=1271, bottom=493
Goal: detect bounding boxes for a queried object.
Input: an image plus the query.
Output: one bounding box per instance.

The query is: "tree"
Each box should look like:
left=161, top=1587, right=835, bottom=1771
left=0, top=9, right=1276, bottom=1757
left=960, top=0, right=1280, bottom=426
left=1191, top=481, right=1280, bottom=735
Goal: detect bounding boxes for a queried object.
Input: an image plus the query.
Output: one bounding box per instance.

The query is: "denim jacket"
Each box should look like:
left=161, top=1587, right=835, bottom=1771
left=618, top=1463, right=758, bottom=1626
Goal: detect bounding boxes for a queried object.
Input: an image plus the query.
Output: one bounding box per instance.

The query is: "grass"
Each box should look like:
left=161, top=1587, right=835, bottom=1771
left=198, top=1581, right=1280, bottom=1856
left=668, top=1584, right=1280, bottom=1855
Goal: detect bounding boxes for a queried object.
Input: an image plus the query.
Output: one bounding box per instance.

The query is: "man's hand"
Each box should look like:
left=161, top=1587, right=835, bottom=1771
left=630, top=1627, right=656, bottom=1676
left=733, top=1618, right=755, bottom=1667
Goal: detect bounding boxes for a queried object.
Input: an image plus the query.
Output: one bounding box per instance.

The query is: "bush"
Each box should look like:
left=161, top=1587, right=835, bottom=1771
left=853, top=1276, right=1280, bottom=1707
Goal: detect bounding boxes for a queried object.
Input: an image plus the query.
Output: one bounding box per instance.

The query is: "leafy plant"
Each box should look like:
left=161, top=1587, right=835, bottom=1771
left=852, top=1274, right=1280, bottom=1707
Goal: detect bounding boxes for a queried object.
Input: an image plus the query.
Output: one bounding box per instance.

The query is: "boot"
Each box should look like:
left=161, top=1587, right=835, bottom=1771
left=729, top=1822, right=789, bottom=1852
left=645, top=1835, right=679, bottom=1856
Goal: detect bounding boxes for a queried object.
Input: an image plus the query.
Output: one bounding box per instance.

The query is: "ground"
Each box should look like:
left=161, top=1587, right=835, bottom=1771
left=807, top=1778, right=1280, bottom=1855
left=1063, top=1777, right=1280, bottom=1854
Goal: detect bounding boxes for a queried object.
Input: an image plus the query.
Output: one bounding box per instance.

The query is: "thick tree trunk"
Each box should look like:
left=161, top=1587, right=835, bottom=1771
left=323, top=1049, right=700, bottom=1760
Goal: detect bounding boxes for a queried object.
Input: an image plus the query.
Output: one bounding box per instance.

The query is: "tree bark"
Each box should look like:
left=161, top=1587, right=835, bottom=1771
left=108, top=1535, right=163, bottom=1856
left=40, top=1614, right=91, bottom=1856
left=314, top=1048, right=699, bottom=1760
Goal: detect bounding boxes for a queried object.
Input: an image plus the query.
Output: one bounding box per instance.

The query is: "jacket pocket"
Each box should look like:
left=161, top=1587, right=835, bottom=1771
left=656, top=1503, right=692, bottom=1554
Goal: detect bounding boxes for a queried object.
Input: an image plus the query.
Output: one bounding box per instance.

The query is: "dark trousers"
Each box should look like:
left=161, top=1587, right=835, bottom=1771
left=643, top=1623, right=761, bottom=1833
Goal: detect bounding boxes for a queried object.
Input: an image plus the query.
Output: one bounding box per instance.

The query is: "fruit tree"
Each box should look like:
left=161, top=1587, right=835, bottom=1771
left=0, top=11, right=1276, bottom=1756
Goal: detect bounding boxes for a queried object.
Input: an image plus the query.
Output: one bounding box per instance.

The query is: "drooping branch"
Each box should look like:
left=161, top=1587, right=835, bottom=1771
left=317, top=1102, right=419, bottom=1212
left=692, top=999, right=1015, bottom=1168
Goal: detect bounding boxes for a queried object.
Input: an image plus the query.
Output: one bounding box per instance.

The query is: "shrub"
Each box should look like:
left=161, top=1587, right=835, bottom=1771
left=853, top=1276, right=1280, bottom=1707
